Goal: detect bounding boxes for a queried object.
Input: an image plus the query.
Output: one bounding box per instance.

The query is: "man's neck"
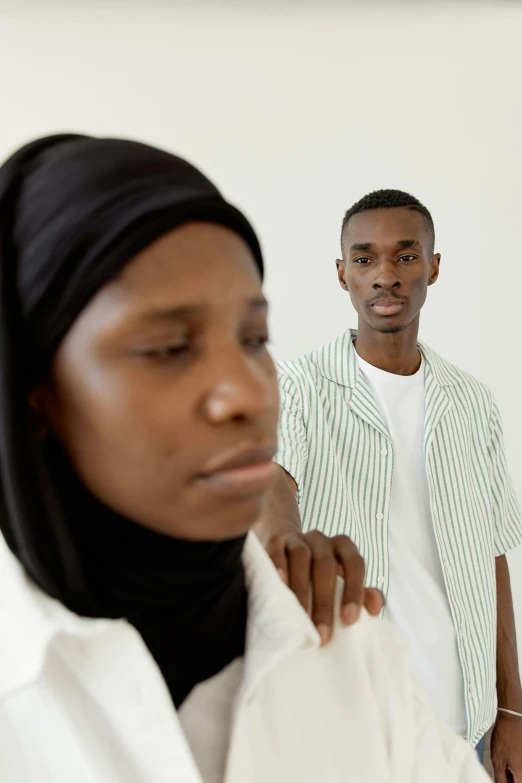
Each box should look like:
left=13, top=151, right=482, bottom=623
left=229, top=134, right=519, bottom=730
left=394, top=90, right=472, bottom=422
left=354, top=318, right=421, bottom=376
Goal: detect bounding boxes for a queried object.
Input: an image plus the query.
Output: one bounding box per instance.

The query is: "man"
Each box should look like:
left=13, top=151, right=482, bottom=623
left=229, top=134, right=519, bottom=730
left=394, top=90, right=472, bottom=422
left=256, top=190, right=522, bottom=777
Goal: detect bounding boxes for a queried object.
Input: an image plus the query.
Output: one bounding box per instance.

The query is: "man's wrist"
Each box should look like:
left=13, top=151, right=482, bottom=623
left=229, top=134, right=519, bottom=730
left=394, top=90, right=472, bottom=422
left=497, top=686, right=522, bottom=715
left=498, top=707, right=522, bottom=719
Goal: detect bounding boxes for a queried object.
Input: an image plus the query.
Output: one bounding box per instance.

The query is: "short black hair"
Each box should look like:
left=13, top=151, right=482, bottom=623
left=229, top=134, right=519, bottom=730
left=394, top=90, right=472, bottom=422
left=341, top=189, right=435, bottom=254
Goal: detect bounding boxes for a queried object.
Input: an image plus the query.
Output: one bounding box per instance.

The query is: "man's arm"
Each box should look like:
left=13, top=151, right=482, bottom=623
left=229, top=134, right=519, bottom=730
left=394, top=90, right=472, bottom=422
left=254, top=464, right=383, bottom=644
left=484, top=394, right=522, bottom=780
left=496, top=555, right=522, bottom=714
left=490, top=554, right=522, bottom=781
left=254, top=464, right=301, bottom=541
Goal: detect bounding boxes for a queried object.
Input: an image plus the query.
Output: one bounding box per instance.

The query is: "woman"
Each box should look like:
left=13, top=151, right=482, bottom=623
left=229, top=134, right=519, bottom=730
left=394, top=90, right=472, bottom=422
left=0, top=135, right=488, bottom=782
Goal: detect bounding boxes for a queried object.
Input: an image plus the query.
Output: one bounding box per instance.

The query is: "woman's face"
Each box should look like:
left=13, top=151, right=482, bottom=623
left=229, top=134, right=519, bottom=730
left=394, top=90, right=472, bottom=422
left=37, top=222, right=279, bottom=540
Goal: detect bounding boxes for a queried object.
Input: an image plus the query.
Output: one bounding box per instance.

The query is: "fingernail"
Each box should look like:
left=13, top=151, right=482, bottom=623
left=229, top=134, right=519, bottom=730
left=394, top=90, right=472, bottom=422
left=342, top=602, right=360, bottom=625
left=277, top=568, right=288, bottom=584
left=317, top=624, right=331, bottom=646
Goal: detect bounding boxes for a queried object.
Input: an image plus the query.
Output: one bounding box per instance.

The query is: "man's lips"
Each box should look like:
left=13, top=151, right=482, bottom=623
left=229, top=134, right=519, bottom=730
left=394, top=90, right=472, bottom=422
left=370, top=298, right=406, bottom=316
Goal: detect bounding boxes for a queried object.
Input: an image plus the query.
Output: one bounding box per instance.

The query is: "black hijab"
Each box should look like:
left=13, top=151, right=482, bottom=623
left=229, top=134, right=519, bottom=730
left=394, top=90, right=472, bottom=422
left=0, top=134, right=264, bottom=706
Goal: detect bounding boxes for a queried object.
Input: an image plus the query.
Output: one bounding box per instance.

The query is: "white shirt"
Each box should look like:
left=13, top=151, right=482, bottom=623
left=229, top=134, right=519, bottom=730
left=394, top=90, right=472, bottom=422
left=0, top=531, right=488, bottom=783
left=179, top=659, right=243, bottom=783
left=355, top=351, right=467, bottom=736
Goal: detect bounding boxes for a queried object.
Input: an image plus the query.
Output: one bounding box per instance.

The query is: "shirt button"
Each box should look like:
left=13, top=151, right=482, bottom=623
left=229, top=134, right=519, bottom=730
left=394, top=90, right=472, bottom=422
left=380, top=448, right=388, bottom=456
left=377, top=576, right=385, bottom=585
left=376, top=512, right=384, bottom=520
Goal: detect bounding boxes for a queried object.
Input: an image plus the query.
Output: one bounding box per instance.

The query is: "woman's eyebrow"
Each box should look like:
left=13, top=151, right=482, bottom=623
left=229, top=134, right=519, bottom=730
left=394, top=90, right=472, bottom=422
left=139, top=304, right=206, bottom=323
left=247, top=296, right=269, bottom=312
left=138, top=296, right=268, bottom=323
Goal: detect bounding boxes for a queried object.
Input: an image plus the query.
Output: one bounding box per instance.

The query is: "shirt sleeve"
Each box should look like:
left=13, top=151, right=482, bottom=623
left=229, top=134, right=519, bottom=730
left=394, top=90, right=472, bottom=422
left=488, top=396, right=522, bottom=556
left=274, top=368, right=308, bottom=492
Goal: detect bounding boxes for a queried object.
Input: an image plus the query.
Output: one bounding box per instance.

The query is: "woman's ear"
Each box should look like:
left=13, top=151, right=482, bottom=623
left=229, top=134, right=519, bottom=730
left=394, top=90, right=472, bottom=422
left=27, top=385, right=51, bottom=439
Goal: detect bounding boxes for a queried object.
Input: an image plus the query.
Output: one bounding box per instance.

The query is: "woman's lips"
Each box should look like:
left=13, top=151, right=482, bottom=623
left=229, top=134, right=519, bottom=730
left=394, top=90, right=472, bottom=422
left=198, top=443, right=278, bottom=497
left=198, top=460, right=277, bottom=497
left=371, top=299, right=405, bottom=316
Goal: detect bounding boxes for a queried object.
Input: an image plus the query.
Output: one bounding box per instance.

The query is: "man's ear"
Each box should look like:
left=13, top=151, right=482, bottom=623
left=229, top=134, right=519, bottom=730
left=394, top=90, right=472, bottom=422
left=336, top=258, right=349, bottom=291
left=428, top=253, right=441, bottom=286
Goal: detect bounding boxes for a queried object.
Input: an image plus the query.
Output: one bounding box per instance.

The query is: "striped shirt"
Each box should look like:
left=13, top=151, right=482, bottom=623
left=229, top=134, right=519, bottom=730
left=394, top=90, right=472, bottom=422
left=275, top=329, right=522, bottom=746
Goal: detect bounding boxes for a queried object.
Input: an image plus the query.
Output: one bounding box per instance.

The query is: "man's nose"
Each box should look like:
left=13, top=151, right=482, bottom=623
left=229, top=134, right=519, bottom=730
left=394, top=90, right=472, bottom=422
left=372, top=259, right=401, bottom=290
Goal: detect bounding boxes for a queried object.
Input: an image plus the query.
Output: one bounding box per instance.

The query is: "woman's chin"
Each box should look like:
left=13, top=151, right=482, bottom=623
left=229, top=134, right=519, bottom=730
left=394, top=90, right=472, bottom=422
left=154, top=495, right=263, bottom=542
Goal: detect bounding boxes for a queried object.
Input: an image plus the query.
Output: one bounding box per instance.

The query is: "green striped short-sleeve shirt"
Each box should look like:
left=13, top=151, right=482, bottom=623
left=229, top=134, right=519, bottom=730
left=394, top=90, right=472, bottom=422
left=276, top=329, right=522, bottom=745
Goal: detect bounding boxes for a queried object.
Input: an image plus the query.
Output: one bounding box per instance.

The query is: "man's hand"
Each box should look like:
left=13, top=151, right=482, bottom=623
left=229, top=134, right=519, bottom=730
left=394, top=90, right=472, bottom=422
left=491, top=713, right=522, bottom=782
left=254, top=466, right=383, bottom=644
left=265, top=529, right=384, bottom=645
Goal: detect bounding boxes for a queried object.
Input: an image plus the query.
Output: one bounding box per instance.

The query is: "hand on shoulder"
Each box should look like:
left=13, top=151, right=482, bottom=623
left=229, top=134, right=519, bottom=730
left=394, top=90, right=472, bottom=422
left=264, top=529, right=384, bottom=645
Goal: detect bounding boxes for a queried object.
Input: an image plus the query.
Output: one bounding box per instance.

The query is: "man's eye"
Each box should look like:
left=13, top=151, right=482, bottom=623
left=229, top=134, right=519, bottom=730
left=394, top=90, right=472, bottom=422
left=354, top=257, right=371, bottom=265
left=398, top=255, right=416, bottom=262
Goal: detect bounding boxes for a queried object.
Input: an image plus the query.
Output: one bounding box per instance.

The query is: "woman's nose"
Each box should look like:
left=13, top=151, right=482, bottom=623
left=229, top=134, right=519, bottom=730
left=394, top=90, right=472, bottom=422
left=202, top=350, right=275, bottom=425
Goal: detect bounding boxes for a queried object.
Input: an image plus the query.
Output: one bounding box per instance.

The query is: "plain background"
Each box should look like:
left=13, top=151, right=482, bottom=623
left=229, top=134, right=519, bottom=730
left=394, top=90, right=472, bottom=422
left=0, top=0, right=521, bottom=668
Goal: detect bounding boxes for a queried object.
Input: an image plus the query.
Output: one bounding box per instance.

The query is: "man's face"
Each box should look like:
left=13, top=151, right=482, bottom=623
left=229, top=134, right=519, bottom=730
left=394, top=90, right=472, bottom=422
left=336, top=207, right=440, bottom=334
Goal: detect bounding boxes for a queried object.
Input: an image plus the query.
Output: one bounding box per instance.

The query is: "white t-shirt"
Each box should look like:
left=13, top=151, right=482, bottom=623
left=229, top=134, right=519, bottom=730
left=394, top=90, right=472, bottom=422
left=355, top=349, right=467, bottom=737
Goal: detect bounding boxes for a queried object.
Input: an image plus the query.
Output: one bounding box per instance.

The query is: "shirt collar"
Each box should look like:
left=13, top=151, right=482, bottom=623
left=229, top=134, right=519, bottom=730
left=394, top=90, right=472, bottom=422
left=313, top=328, right=461, bottom=389
left=0, top=534, right=122, bottom=698
left=0, top=531, right=319, bottom=701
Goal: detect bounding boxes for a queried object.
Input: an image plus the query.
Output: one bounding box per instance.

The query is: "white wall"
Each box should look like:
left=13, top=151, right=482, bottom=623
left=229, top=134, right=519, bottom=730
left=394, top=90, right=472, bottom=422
left=1, top=0, right=521, bottom=658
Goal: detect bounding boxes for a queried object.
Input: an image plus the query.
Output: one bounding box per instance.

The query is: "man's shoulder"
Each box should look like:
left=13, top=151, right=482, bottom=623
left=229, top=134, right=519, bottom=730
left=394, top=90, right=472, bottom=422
left=276, top=356, right=320, bottom=394
left=277, top=330, right=353, bottom=388
left=421, top=342, right=493, bottom=404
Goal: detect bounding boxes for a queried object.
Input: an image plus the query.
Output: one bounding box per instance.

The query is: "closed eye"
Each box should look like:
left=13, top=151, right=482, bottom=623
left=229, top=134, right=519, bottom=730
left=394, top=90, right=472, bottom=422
left=243, top=334, right=270, bottom=352
left=138, top=343, right=190, bottom=361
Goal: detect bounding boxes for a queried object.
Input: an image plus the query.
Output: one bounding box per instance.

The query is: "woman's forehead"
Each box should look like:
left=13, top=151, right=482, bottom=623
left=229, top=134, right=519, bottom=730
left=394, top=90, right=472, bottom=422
left=67, top=224, right=264, bottom=337
left=118, top=223, right=261, bottom=291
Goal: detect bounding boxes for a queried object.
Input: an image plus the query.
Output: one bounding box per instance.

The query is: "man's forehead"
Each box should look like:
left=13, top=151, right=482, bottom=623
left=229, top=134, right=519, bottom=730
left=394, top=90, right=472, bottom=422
left=342, top=208, right=430, bottom=249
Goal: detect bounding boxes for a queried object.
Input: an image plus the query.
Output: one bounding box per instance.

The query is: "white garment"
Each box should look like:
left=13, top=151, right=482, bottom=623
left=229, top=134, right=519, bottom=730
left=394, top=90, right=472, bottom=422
left=179, top=659, right=243, bottom=783
left=0, top=531, right=488, bottom=783
left=355, top=350, right=467, bottom=736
